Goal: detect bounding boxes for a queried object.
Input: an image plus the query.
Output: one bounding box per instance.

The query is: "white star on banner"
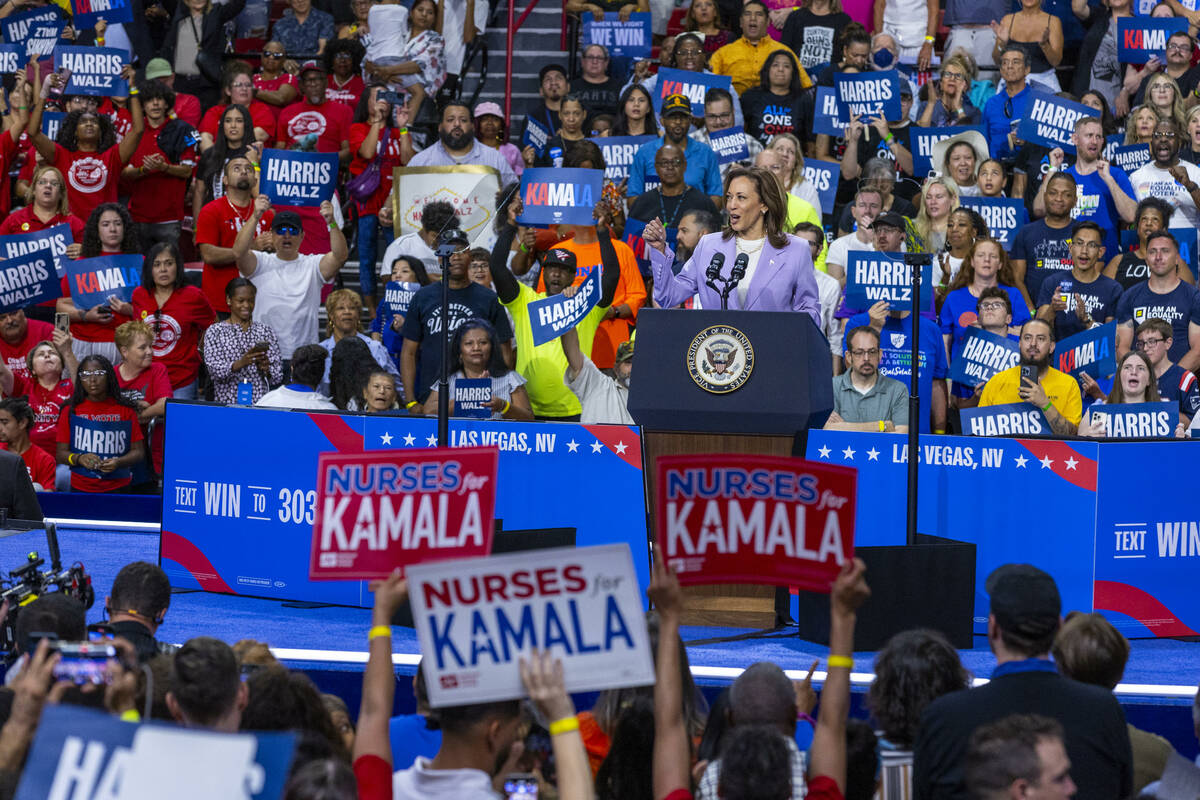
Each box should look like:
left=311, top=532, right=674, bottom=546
left=426, top=434, right=438, bottom=446
left=818, top=446, right=831, bottom=459
left=591, top=441, right=604, bottom=453
left=1064, top=456, right=1078, bottom=470
left=380, top=432, right=393, bottom=445
left=566, top=439, right=579, bottom=453
left=1040, top=455, right=1053, bottom=469
left=842, top=446, right=856, bottom=460
left=1014, top=454, right=1028, bottom=468
left=614, top=441, right=628, bottom=454
left=403, top=433, right=416, bottom=446
left=867, top=447, right=880, bottom=461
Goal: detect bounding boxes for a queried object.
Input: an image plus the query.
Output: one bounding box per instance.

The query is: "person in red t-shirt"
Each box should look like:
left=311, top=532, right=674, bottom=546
left=114, top=321, right=171, bottom=480
left=122, top=81, right=198, bottom=251
left=254, top=42, right=300, bottom=123
left=0, top=309, right=54, bottom=384
left=198, top=64, right=277, bottom=150
left=29, top=66, right=144, bottom=229
left=326, top=39, right=366, bottom=109
left=57, top=203, right=139, bottom=364
left=1, top=165, right=87, bottom=241
left=0, top=397, right=57, bottom=491
left=131, top=243, right=216, bottom=397
left=191, top=105, right=261, bottom=220
left=195, top=156, right=275, bottom=314
left=144, top=59, right=202, bottom=127
left=8, top=337, right=76, bottom=464
left=56, top=354, right=145, bottom=493
left=349, top=85, right=415, bottom=305
left=0, top=73, right=32, bottom=219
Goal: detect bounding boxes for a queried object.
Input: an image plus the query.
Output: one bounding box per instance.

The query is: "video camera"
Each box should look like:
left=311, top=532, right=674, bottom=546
left=0, top=518, right=94, bottom=657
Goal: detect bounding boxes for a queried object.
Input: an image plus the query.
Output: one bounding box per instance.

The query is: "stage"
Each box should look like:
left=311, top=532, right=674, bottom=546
left=6, top=523, right=1197, bottom=759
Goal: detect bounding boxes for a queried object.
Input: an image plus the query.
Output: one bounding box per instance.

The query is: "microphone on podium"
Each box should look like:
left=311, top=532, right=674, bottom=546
left=729, top=252, right=748, bottom=286
left=705, top=252, right=725, bottom=293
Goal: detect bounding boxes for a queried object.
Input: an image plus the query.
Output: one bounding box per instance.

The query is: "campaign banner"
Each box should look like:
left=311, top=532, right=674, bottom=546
left=258, top=148, right=337, bottom=208
left=0, top=246, right=59, bottom=314
left=1089, top=401, right=1176, bottom=437
left=958, top=196, right=1028, bottom=249
left=516, top=167, right=602, bottom=227
left=653, top=67, right=732, bottom=116
left=309, top=446, right=498, bottom=581
left=844, top=251, right=933, bottom=312
left=382, top=280, right=419, bottom=319
left=2, top=7, right=64, bottom=58
left=0, top=223, right=74, bottom=278
left=1119, top=226, right=1197, bottom=278
left=0, top=43, right=28, bottom=73
left=408, top=543, right=655, bottom=706
left=71, top=0, right=134, bottom=30
left=14, top=705, right=294, bottom=800
left=68, top=415, right=133, bottom=480
left=910, top=125, right=987, bottom=178
left=1016, top=93, right=1091, bottom=154
left=453, top=377, right=492, bottom=419
left=64, top=253, right=139, bottom=310
left=948, top=327, right=1019, bottom=386
left=393, top=166, right=500, bottom=247
left=812, top=86, right=851, bottom=138
left=834, top=70, right=902, bottom=121
left=54, top=46, right=128, bottom=96
left=1106, top=142, right=1152, bottom=173
left=802, top=159, right=840, bottom=216
left=41, top=111, right=64, bottom=141
left=960, top=402, right=1053, bottom=437
left=528, top=266, right=602, bottom=346
left=709, top=125, right=750, bottom=165
left=1117, top=17, right=1189, bottom=63
left=590, top=135, right=653, bottom=184
left=1054, top=321, right=1117, bottom=380
left=656, top=453, right=857, bottom=591
left=582, top=12, right=651, bottom=60
left=523, top=115, right=551, bottom=158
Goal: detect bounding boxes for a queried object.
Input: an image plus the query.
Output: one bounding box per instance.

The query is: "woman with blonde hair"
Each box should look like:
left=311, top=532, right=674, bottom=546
left=914, top=177, right=959, bottom=254
left=1143, top=72, right=1187, bottom=134
left=1182, top=104, right=1200, bottom=164
left=767, top=133, right=821, bottom=212
left=1125, top=105, right=1161, bottom=146
left=0, top=165, right=84, bottom=240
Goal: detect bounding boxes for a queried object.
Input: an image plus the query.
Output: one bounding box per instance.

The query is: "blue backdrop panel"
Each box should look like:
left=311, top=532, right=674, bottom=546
left=160, top=403, right=650, bottom=607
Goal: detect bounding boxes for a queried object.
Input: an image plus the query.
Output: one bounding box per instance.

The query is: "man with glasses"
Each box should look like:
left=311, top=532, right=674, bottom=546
left=1116, top=230, right=1200, bottom=373
left=983, top=48, right=1033, bottom=160
left=1131, top=117, right=1200, bottom=229
left=628, top=145, right=718, bottom=245
left=691, top=88, right=762, bottom=180
left=1134, top=317, right=1200, bottom=426
left=1035, top=221, right=1122, bottom=341
left=979, top=318, right=1081, bottom=437
left=825, top=325, right=910, bottom=431
left=711, top=0, right=811, bottom=94
left=571, top=44, right=623, bottom=120
left=628, top=93, right=722, bottom=208
left=1127, top=31, right=1200, bottom=107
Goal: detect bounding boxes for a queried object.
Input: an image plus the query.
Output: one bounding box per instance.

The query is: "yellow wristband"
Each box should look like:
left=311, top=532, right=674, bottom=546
left=878, top=420, right=886, bottom=432
left=501, top=400, right=511, bottom=416
left=120, top=709, right=140, bottom=722
left=827, top=655, right=853, bottom=669
left=406, top=400, right=419, bottom=410
left=368, top=625, right=392, bottom=641
left=549, top=716, right=580, bottom=736
left=923, top=35, right=934, bottom=43
left=934, top=429, right=946, bottom=434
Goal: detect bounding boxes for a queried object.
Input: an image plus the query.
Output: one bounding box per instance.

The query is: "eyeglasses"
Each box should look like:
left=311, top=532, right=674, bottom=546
left=231, top=81, right=253, bottom=89
left=941, top=71, right=967, bottom=82
left=263, top=52, right=284, bottom=58
left=1135, top=337, right=1166, bottom=349
left=35, top=179, right=60, bottom=187
left=675, top=47, right=703, bottom=58
left=79, top=370, right=107, bottom=378
left=1000, top=57, right=1026, bottom=67
left=849, top=348, right=880, bottom=358
left=1004, top=96, right=1013, bottom=117
left=1074, top=241, right=1103, bottom=250
left=705, top=111, right=733, bottom=122
left=1167, top=43, right=1192, bottom=53
left=979, top=301, right=1007, bottom=311
left=1153, top=131, right=1179, bottom=139
left=658, top=157, right=683, bottom=166
left=583, top=54, right=607, bottom=61
left=275, top=226, right=300, bottom=235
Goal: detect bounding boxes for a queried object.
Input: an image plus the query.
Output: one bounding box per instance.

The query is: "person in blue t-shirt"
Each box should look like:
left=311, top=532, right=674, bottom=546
left=1034, top=117, right=1137, bottom=261
left=1035, top=221, right=1123, bottom=341
left=983, top=48, right=1035, bottom=161
left=1134, top=317, right=1200, bottom=426
left=1011, top=171, right=1076, bottom=309
left=844, top=301, right=949, bottom=433
left=1116, top=229, right=1200, bottom=371
left=627, top=93, right=723, bottom=206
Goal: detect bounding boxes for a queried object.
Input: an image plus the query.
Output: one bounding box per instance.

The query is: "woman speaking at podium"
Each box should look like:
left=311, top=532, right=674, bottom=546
left=642, top=166, right=820, bottom=325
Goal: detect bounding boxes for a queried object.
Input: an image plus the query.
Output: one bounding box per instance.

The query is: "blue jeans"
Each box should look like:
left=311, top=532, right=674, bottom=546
left=357, top=213, right=395, bottom=298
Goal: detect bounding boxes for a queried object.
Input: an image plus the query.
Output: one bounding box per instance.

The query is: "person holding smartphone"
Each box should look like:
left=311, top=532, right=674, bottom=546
left=978, top=318, right=1082, bottom=437
left=202, top=277, right=283, bottom=405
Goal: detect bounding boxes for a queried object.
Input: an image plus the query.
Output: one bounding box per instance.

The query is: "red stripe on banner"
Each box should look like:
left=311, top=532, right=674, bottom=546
left=582, top=424, right=643, bottom=470
left=308, top=413, right=364, bottom=452
left=160, top=530, right=236, bottom=594
left=1093, top=580, right=1199, bottom=637
left=1016, top=439, right=1097, bottom=491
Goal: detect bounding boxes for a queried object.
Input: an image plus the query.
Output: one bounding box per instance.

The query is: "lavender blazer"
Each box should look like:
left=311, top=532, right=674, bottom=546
left=650, top=231, right=821, bottom=326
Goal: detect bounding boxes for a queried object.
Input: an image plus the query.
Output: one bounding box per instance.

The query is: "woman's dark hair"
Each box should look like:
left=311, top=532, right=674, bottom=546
left=283, top=758, right=357, bottom=800
left=721, top=166, right=789, bottom=249
left=1079, top=90, right=1119, bottom=136
left=196, top=104, right=254, bottom=202
left=390, top=255, right=432, bottom=285
left=323, top=37, right=365, bottom=77
left=56, top=109, right=117, bottom=153
left=81, top=203, right=139, bottom=258
left=291, top=344, right=329, bottom=388
left=494, top=181, right=521, bottom=233
left=564, top=139, right=606, bottom=170
left=68, top=355, right=137, bottom=411
left=225, top=276, right=258, bottom=298
left=141, top=242, right=186, bottom=291
left=594, top=694, right=655, bottom=800
left=717, top=726, right=792, bottom=800
left=409, top=0, right=437, bottom=21
left=866, top=628, right=970, bottom=748
left=672, top=32, right=704, bottom=68
left=758, top=49, right=802, bottom=96
left=329, top=337, right=378, bottom=410
left=0, top=396, right=35, bottom=431
left=448, top=318, right=509, bottom=378
left=696, top=687, right=731, bottom=763
left=612, top=84, right=659, bottom=137
left=1135, top=196, right=1174, bottom=236
left=241, top=666, right=349, bottom=762
left=353, top=82, right=391, bottom=124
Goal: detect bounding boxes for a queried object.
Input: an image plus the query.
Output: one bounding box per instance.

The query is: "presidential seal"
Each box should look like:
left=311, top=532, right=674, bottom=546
left=687, top=325, right=754, bottom=394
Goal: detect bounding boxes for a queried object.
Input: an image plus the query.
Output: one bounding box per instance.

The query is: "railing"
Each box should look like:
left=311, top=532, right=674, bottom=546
left=504, top=0, right=570, bottom=130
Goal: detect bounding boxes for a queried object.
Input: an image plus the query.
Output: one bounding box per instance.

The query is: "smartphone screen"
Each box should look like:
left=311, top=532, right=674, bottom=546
left=54, top=312, right=70, bottom=333
left=52, top=642, right=115, bottom=685
left=504, top=775, right=537, bottom=799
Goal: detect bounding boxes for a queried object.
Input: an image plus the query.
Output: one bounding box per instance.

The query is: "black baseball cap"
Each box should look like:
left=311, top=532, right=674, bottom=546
left=542, top=247, right=577, bottom=272
left=662, top=93, right=693, bottom=117
left=271, top=210, right=303, bottom=232
left=871, top=212, right=906, bottom=230
left=539, top=63, right=567, bottom=82
left=985, top=564, right=1061, bottom=637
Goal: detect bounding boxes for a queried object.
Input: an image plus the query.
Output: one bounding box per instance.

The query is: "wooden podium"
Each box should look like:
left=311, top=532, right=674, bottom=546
left=629, top=309, right=834, bottom=628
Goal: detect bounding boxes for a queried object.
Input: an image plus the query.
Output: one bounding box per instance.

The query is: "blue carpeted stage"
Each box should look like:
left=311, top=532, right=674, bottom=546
left=5, top=522, right=1197, bottom=759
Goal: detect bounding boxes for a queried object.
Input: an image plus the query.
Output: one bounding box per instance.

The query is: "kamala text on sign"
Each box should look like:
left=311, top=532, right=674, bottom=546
left=309, top=446, right=498, bottom=581
left=65, top=254, right=140, bottom=310
left=1055, top=322, right=1117, bottom=379
left=656, top=454, right=857, bottom=592
left=1117, top=17, right=1190, bottom=63
left=517, top=168, right=602, bottom=227
left=654, top=68, right=732, bottom=116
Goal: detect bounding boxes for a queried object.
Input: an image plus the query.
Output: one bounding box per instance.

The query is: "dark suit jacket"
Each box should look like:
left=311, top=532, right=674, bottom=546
left=157, top=0, right=247, bottom=75
left=0, top=450, right=42, bottom=522
left=913, top=667, right=1132, bottom=800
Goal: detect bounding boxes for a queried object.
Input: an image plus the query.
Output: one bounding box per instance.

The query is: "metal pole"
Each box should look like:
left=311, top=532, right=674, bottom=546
left=437, top=255, right=451, bottom=448
left=905, top=254, right=929, bottom=547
